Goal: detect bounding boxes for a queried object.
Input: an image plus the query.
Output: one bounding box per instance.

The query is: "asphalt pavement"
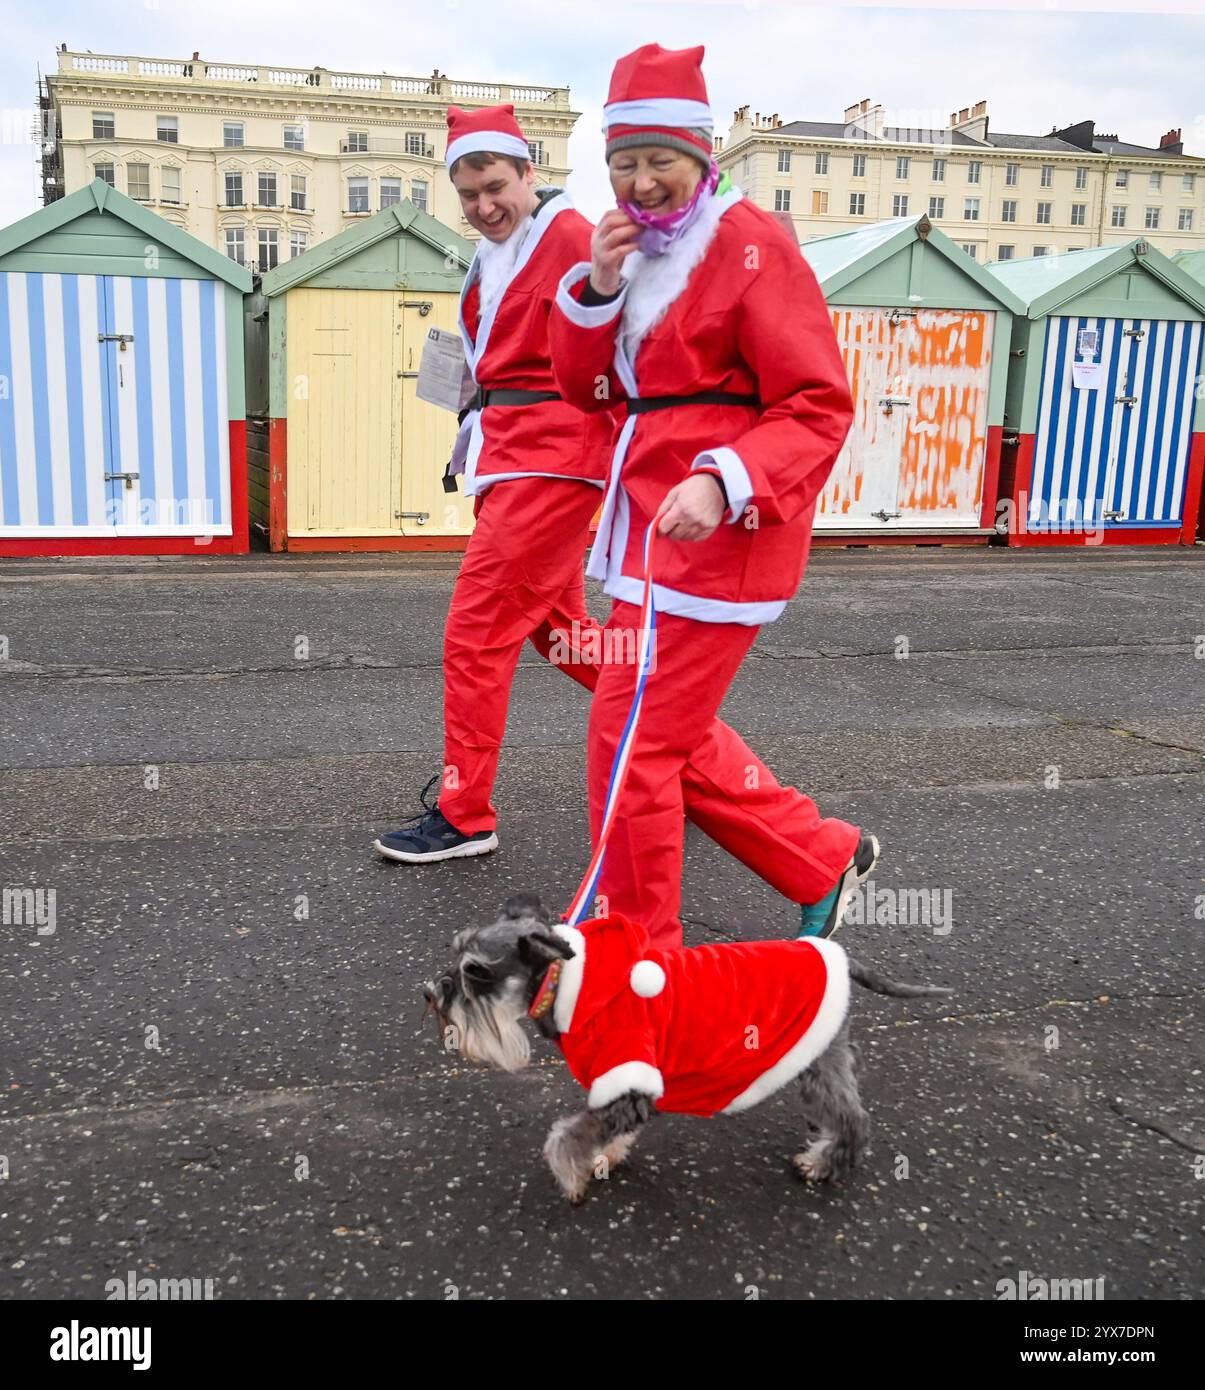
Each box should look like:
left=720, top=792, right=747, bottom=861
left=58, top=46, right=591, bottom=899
left=0, top=542, right=1202, bottom=1300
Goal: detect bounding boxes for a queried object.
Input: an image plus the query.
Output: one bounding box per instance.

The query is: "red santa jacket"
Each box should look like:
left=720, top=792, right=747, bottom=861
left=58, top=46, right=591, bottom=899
left=548, top=913, right=850, bottom=1117
left=548, top=184, right=854, bottom=624
left=456, top=189, right=612, bottom=497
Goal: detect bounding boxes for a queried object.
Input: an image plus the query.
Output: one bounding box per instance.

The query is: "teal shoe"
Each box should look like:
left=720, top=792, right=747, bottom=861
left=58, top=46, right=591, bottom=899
left=798, top=834, right=880, bottom=940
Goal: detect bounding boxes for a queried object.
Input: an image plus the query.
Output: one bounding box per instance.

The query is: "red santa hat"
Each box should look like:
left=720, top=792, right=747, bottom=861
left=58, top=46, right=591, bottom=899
left=445, top=103, right=531, bottom=172
left=602, top=43, right=713, bottom=167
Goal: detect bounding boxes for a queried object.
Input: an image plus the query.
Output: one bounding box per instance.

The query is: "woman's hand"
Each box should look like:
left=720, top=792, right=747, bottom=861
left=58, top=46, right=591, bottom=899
left=657, top=474, right=727, bottom=542
left=589, top=210, right=642, bottom=296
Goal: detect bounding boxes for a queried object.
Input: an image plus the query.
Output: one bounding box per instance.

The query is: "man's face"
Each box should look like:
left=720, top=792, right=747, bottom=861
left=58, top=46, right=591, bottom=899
left=452, top=158, right=537, bottom=242
left=607, top=146, right=703, bottom=214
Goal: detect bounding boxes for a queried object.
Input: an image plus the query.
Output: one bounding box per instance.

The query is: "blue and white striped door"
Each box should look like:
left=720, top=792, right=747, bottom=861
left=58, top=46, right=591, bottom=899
left=1030, top=314, right=1203, bottom=529
left=0, top=272, right=231, bottom=536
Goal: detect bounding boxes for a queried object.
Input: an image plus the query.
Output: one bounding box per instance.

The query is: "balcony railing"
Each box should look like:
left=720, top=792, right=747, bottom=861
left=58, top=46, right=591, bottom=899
left=340, top=138, right=435, bottom=157
left=56, top=50, right=570, bottom=108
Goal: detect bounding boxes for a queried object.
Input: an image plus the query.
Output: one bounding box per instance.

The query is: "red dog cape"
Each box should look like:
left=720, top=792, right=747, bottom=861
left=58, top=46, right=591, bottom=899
left=549, top=913, right=850, bottom=1117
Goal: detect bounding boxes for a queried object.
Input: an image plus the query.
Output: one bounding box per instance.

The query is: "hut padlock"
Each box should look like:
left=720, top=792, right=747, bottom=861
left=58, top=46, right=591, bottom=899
left=104, top=471, right=139, bottom=491
left=879, top=397, right=912, bottom=416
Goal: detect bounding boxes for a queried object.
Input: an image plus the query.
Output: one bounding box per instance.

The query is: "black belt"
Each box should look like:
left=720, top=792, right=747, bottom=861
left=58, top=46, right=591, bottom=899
left=468, top=386, right=562, bottom=411
left=626, top=392, right=761, bottom=414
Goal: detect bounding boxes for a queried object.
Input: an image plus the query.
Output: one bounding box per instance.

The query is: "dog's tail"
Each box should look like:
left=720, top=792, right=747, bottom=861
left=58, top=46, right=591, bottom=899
left=846, top=956, right=953, bottom=999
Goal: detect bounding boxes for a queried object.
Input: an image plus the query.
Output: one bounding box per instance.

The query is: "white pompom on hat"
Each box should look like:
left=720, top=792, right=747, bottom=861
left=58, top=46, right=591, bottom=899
left=629, top=959, right=667, bottom=998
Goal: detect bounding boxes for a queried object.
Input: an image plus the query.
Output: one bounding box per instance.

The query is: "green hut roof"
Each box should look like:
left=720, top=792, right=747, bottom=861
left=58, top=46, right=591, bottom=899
left=983, top=238, right=1205, bottom=318
left=0, top=179, right=252, bottom=292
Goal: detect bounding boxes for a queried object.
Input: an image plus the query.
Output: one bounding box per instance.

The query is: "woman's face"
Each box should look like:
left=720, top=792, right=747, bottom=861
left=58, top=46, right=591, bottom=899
left=607, top=146, right=703, bottom=214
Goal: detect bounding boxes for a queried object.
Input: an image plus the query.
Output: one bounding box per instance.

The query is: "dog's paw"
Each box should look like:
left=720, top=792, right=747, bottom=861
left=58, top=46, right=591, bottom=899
left=792, top=1146, right=834, bottom=1183
left=600, top=1133, right=637, bottom=1171
left=544, top=1118, right=594, bottom=1205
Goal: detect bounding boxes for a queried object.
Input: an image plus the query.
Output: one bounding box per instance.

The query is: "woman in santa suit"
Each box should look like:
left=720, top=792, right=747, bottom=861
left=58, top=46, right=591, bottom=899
left=549, top=43, right=879, bottom=952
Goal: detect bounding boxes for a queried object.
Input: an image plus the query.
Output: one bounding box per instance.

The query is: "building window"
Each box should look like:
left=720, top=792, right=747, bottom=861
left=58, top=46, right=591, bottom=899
left=932, top=158, right=946, bottom=182
left=964, top=198, right=981, bottom=221
left=777, top=149, right=791, bottom=173
left=968, top=160, right=981, bottom=184
left=92, top=112, right=115, bottom=140
left=775, top=188, right=792, bottom=212
left=1111, top=205, right=1127, bottom=227
left=1001, top=199, right=1017, bottom=223
left=814, top=151, right=828, bottom=175
left=347, top=131, right=368, bottom=153
left=284, top=124, right=305, bottom=152
left=526, top=140, right=544, bottom=166
left=94, top=162, right=115, bottom=187
left=290, top=174, right=307, bottom=211
left=893, top=194, right=909, bottom=216
left=1149, top=170, right=1162, bottom=191
left=290, top=229, right=308, bottom=258
left=1036, top=201, right=1052, bottom=224
left=1075, top=166, right=1088, bottom=189
left=224, top=171, right=244, bottom=206
left=896, top=156, right=910, bottom=179
left=1179, top=208, right=1194, bottom=231
left=1070, top=203, right=1086, bottom=226
left=127, top=163, right=151, bottom=201
left=961, top=243, right=979, bottom=261
left=810, top=190, right=827, bottom=215
left=161, top=166, right=181, bottom=203
left=1183, top=173, right=1195, bottom=193
left=1040, top=165, right=1053, bottom=188
left=1145, top=207, right=1161, bottom=229
left=1033, top=246, right=1049, bottom=257
left=258, top=227, right=279, bottom=271
left=997, top=245, right=1015, bottom=260
left=258, top=171, right=278, bottom=207
left=380, top=177, right=402, bottom=208
left=849, top=191, right=865, bottom=215
left=157, top=115, right=178, bottom=143
left=1005, top=163, right=1019, bottom=187
left=223, top=122, right=245, bottom=148
left=410, top=179, right=428, bottom=213
left=852, top=153, right=866, bottom=177
left=224, top=226, right=245, bottom=265
left=1115, top=169, right=1129, bottom=188
left=348, top=176, right=370, bottom=213
left=929, top=195, right=945, bottom=219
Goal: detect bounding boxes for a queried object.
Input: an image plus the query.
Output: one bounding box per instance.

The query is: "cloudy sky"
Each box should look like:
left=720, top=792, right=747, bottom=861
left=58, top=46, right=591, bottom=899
left=2, top=0, right=1203, bottom=224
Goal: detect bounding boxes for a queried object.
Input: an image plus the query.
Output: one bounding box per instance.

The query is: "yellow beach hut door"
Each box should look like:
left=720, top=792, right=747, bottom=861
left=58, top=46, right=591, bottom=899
left=286, top=287, right=474, bottom=539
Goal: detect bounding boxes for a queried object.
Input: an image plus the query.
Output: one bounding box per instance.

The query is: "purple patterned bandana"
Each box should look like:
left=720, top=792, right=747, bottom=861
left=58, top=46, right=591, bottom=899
left=618, top=160, right=720, bottom=257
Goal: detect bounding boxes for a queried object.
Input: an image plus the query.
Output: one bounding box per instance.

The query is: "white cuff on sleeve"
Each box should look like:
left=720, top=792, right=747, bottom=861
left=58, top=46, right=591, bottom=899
left=692, top=447, right=754, bottom=524
left=587, top=1061, right=664, bottom=1109
left=555, top=262, right=628, bottom=329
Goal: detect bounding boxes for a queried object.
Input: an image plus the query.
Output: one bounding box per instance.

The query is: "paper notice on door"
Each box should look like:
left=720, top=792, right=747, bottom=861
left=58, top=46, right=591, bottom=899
left=417, top=328, right=475, bottom=412
left=1072, top=361, right=1102, bottom=390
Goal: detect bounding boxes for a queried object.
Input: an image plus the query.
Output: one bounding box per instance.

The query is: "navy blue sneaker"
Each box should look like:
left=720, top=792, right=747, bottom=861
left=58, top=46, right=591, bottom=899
left=373, top=775, right=499, bottom=864
left=798, top=833, right=880, bottom=940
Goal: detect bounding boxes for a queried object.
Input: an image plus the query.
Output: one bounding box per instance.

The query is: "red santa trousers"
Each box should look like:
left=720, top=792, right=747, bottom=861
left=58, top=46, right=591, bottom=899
left=588, top=599, right=862, bottom=952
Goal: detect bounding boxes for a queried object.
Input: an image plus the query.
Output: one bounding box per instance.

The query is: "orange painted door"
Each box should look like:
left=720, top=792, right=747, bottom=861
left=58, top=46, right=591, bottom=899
left=817, top=307, right=995, bottom=530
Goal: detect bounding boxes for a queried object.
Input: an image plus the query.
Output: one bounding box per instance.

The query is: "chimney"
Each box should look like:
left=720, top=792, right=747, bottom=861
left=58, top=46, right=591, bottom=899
left=1160, top=127, right=1183, bottom=153
left=845, top=99, right=884, bottom=140
left=950, top=100, right=989, bottom=143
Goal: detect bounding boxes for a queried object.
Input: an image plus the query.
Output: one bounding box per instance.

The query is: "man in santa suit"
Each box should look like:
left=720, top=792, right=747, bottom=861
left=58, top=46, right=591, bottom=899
left=548, top=43, right=879, bottom=949
left=373, top=104, right=872, bottom=906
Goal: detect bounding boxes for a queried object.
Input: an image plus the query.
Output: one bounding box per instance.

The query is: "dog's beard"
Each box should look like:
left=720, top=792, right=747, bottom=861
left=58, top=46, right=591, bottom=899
left=447, top=983, right=532, bottom=1073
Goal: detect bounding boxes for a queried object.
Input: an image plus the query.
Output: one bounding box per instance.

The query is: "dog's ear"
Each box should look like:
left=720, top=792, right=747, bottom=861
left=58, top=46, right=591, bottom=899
left=518, top=930, right=575, bottom=968
left=502, top=892, right=552, bottom=925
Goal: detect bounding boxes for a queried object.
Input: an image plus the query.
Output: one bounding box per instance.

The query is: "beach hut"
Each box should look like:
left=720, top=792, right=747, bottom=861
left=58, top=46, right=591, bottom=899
left=252, top=200, right=473, bottom=552
left=0, top=179, right=252, bottom=557
left=800, top=213, right=1024, bottom=544
left=986, top=239, right=1205, bottom=546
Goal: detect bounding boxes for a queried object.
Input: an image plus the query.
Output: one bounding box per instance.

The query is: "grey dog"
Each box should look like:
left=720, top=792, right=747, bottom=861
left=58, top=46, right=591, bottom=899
left=423, top=892, right=951, bottom=1204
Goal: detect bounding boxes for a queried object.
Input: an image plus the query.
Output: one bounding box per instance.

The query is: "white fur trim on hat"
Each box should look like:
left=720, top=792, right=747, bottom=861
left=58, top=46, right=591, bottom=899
left=629, top=959, right=666, bottom=998
left=602, top=98, right=713, bottom=131
left=446, top=131, right=532, bottom=170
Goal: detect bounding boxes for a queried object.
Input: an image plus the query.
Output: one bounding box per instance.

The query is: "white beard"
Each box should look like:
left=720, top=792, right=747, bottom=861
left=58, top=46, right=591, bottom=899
left=476, top=214, right=534, bottom=320
left=618, top=188, right=735, bottom=365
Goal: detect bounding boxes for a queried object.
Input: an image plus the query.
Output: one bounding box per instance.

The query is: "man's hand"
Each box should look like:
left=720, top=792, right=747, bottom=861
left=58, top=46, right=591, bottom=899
left=589, top=210, right=642, bottom=296
left=657, top=474, right=727, bottom=542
